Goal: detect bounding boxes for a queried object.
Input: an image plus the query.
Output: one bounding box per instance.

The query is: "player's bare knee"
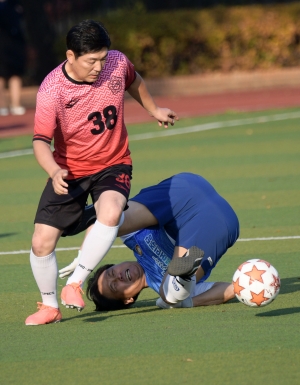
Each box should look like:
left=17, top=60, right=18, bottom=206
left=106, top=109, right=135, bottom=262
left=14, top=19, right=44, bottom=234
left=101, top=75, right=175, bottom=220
left=31, top=227, right=58, bottom=256
left=97, top=207, right=124, bottom=227
left=32, top=236, right=54, bottom=256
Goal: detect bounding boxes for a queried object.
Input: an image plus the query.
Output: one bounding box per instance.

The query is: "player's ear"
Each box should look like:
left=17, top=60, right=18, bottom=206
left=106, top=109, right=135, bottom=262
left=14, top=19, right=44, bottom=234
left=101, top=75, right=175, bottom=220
left=123, top=297, right=134, bottom=305
left=66, top=50, right=76, bottom=63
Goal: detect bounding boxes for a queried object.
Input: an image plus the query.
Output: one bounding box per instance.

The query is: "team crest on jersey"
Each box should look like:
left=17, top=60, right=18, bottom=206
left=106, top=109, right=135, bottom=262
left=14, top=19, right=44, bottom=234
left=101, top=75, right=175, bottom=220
left=135, top=245, right=143, bottom=256
left=108, top=76, right=122, bottom=94
left=65, top=97, right=80, bottom=108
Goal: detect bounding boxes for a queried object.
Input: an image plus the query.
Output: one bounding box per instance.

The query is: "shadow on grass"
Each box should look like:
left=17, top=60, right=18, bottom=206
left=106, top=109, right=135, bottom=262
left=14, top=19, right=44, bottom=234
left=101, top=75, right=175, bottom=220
left=87, top=308, right=162, bottom=323
left=61, top=277, right=300, bottom=323
left=62, top=299, right=160, bottom=323
left=254, top=277, right=300, bottom=317
left=0, top=232, right=18, bottom=238
left=279, top=277, right=300, bottom=295
left=256, top=307, right=300, bottom=317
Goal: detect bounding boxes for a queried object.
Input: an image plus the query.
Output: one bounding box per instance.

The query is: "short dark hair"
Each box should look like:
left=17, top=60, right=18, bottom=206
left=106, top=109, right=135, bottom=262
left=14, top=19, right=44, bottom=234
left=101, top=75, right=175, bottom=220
left=66, top=19, right=111, bottom=58
left=86, top=264, right=140, bottom=311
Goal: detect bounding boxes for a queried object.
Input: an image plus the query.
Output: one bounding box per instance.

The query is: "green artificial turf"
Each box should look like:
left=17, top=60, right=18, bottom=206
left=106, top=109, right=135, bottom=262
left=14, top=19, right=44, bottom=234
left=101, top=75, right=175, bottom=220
left=0, top=108, right=300, bottom=385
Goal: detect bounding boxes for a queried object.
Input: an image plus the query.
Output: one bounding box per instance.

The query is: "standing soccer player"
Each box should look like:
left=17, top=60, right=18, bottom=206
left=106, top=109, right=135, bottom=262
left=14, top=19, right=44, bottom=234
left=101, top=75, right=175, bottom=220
left=25, top=20, right=178, bottom=326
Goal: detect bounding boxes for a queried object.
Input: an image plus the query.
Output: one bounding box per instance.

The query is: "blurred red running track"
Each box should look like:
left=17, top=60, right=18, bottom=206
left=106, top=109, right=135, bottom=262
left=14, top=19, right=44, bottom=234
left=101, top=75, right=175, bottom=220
left=1, top=87, right=300, bottom=138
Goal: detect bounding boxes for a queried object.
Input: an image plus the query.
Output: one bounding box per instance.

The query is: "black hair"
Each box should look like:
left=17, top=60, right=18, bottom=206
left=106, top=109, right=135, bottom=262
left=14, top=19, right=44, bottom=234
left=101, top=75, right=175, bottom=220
left=86, top=264, right=140, bottom=311
left=66, top=19, right=111, bottom=58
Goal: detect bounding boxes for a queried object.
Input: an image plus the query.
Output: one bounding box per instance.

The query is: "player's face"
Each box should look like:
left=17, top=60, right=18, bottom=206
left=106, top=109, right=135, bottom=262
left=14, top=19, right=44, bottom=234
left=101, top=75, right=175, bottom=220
left=98, top=262, right=146, bottom=304
left=66, top=48, right=108, bottom=82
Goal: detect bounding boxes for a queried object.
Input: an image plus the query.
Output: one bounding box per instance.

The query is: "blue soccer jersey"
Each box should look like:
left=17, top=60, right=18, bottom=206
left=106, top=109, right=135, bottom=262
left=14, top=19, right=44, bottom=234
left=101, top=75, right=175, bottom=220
left=122, top=227, right=173, bottom=293
left=122, top=226, right=214, bottom=294
left=130, top=172, right=239, bottom=278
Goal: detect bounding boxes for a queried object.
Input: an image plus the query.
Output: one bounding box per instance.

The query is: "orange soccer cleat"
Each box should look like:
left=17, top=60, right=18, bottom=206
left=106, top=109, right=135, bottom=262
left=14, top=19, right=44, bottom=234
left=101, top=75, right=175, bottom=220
left=61, top=281, right=85, bottom=311
left=25, top=303, right=62, bottom=326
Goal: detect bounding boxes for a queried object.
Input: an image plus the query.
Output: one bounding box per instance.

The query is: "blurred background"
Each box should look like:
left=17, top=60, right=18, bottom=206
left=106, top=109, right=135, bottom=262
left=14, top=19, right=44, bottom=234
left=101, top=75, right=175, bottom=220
left=1, top=0, right=300, bottom=84
left=1, top=0, right=300, bottom=125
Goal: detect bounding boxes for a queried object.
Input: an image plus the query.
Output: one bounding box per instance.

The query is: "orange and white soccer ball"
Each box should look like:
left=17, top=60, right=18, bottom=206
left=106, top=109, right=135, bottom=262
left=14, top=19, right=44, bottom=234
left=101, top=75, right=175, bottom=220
left=232, top=259, right=281, bottom=307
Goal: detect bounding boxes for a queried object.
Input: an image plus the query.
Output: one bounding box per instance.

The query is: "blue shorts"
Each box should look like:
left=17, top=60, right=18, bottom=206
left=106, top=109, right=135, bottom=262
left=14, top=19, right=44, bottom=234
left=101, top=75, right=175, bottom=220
left=131, top=173, right=239, bottom=278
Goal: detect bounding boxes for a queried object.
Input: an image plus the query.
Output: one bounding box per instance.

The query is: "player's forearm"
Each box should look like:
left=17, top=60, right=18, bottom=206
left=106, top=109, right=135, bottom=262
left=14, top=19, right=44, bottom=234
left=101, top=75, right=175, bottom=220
left=192, top=282, right=234, bottom=307
left=127, top=73, right=158, bottom=116
left=33, top=140, right=61, bottom=178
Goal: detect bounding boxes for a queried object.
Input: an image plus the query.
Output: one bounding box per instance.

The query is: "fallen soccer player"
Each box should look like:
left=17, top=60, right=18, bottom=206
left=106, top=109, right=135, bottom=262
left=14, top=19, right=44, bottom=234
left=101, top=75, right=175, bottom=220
left=60, top=172, right=239, bottom=310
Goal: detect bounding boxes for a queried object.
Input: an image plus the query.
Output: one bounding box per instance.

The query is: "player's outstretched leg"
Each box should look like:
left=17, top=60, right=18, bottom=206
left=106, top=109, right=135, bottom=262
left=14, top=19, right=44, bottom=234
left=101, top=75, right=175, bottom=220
left=167, top=246, right=204, bottom=278
left=61, top=281, right=85, bottom=311
left=61, top=204, right=96, bottom=237
left=25, top=303, right=62, bottom=325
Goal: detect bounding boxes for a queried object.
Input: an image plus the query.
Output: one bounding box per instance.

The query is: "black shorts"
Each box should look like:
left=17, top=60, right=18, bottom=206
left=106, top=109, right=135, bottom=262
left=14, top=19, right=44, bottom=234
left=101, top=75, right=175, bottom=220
left=34, top=164, right=132, bottom=231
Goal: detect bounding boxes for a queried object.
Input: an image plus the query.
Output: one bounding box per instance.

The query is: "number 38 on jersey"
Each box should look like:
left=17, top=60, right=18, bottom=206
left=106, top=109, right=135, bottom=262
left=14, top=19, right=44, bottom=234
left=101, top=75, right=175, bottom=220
left=88, top=105, right=117, bottom=135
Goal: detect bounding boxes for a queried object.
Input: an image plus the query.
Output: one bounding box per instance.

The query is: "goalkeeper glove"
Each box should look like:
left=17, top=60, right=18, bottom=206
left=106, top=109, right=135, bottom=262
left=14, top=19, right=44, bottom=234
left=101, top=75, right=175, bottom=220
left=58, top=255, right=80, bottom=279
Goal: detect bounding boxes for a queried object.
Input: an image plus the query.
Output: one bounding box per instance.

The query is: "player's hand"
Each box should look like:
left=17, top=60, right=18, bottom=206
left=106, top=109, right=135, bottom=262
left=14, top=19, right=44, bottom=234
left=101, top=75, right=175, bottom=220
left=52, top=169, right=69, bottom=195
left=59, top=256, right=80, bottom=278
left=151, top=107, right=179, bottom=128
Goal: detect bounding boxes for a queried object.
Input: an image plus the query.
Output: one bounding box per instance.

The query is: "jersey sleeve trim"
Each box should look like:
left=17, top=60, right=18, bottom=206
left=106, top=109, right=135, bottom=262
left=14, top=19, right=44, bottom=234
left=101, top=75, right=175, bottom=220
left=33, top=134, right=52, bottom=145
left=125, top=71, right=137, bottom=91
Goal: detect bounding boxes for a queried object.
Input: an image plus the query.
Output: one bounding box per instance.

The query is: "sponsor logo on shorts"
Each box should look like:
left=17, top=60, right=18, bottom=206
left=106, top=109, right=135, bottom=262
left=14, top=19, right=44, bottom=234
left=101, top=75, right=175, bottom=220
left=41, top=291, right=55, bottom=295
left=116, top=173, right=131, bottom=193
left=116, top=183, right=130, bottom=193
left=172, top=277, right=180, bottom=291
left=207, top=257, right=213, bottom=266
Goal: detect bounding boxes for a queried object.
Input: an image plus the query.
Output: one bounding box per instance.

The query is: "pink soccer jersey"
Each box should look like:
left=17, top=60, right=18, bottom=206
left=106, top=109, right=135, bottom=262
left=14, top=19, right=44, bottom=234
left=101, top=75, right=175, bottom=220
left=33, top=50, right=136, bottom=179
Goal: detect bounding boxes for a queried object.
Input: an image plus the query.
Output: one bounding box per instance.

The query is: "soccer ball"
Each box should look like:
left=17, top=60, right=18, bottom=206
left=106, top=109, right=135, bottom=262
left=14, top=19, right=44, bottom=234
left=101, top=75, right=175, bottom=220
left=232, top=259, right=280, bottom=307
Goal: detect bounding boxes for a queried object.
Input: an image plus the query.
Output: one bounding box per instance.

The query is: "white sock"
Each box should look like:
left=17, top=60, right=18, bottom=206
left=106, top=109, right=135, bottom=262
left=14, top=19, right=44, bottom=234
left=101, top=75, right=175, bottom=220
left=163, top=274, right=196, bottom=304
left=67, top=219, right=119, bottom=285
left=30, top=249, right=58, bottom=308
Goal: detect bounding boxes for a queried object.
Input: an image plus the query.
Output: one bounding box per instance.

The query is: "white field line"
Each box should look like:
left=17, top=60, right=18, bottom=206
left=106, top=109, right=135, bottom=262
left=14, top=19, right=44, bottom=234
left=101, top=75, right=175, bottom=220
left=0, top=149, right=34, bottom=159
left=1, top=111, right=300, bottom=160
left=238, top=236, right=300, bottom=242
left=0, top=235, right=299, bottom=255
left=129, top=111, right=300, bottom=141
left=0, top=244, right=125, bottom=255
